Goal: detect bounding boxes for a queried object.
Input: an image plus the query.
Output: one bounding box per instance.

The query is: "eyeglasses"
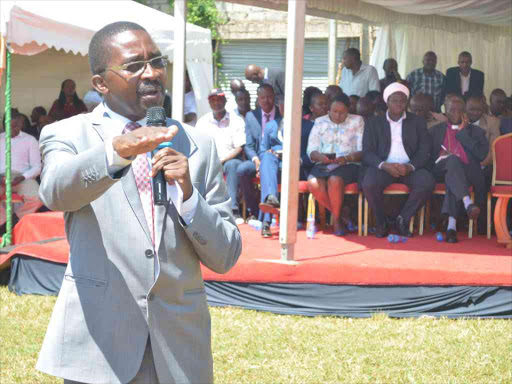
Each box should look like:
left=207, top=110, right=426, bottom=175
left=103, top=55, right=168, bottom=74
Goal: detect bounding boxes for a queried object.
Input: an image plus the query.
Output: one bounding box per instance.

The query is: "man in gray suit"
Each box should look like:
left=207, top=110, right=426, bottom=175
left=36, top=21, right=242, bottom=384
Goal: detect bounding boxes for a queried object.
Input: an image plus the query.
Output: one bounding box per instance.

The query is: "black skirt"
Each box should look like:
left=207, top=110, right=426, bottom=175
left=308, top=163, right=360, bottom=184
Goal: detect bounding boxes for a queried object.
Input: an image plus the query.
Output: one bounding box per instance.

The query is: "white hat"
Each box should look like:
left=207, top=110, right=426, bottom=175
left=383, top=82, right=410, bottom=103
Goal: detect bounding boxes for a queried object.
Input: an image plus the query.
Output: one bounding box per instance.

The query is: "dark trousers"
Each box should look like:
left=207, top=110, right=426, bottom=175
left=236, top=160, right=259, bottom=216
left=432, top=155, right=486, bottom=218
left=223, top=158, right=242, bottom=211
left=362, top=167, right=435, bottom=226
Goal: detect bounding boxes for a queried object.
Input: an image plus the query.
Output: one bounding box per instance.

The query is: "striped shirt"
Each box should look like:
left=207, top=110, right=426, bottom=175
left=406, top=68, right=445, bottom=112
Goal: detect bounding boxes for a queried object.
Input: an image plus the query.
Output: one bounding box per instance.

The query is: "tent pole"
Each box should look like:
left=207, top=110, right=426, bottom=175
left=172, top=0, right=186, bottom=122
left=1, top=48, right=12, bottom=247
left=279, top=0, right=306, bottom=262
left=328, top=20, right=337, bottom=85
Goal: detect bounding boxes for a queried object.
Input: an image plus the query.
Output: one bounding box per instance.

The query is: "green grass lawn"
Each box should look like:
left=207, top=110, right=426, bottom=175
left=1, top=286, right=511, bottom=383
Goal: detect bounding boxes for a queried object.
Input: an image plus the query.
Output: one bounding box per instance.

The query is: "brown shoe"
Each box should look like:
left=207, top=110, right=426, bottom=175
left=466, top=204, right=480, bottom=220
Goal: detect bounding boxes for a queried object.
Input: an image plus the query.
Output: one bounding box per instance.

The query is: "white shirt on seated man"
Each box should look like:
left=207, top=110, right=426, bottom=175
left=0, top=114, right=42, bottom=224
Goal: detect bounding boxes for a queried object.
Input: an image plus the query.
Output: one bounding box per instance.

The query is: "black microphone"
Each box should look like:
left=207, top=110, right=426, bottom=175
left=147, top=106, right=170, bottom=205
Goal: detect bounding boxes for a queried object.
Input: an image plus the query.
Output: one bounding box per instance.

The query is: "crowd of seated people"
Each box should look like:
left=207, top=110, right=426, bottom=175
left=2, top=52, right=512, bottom=242
left=201, top=48, right=512, bottom=241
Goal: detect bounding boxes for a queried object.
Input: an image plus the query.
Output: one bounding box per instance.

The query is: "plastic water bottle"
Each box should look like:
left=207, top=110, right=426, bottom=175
left=248, top=219, right=262, bottom=230
left=387, top=234, right=395, bottom=243
left=401, top=236, right=408, bottom=243
left=306, top=215, right=316, bottom=239
left=436, top=232, right=444, bottom=242
left=347, top=221, right=355, bottom=232
left=271, top=217, right=277, bottom=228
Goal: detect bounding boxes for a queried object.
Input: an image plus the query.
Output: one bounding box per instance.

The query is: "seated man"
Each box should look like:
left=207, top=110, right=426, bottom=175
left=27, top=106, right=47, bottom=140
left=237, top=84, right=281, bottom=220
left=356, top=97, right=376, bottom=121
left=234, top=89, right=252, bottom=119
left=349, top=95, right=360, bottom=115
left=489, top=89, right=508, bottom=118
left=409, top=92, right=447, bottom=130
left=259, top=95, right=314, bottom=237
left=466, top=95, right=500, bottom=232
left=429, top=96, right=488, bottom=243
left=184, top=71, right=197, bottom=125
left=0, top=114, right=42, bottom=228
left=196, top=89, right=246, bottom=221
left=362, top=83, right=435, bottom=238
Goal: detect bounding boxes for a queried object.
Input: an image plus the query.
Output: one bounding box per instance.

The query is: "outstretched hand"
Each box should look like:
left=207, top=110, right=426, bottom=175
left=113, top=125, right=178, bottom=159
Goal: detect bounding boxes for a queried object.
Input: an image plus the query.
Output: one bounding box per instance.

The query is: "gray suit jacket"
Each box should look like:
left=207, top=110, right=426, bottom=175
left=36, top=104, right=242, bottom=383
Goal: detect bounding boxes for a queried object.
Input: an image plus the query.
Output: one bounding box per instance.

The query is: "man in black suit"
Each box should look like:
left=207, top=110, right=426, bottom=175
left=245, top=64, right=285, bottom=100
left=445, top=51, right=484, bottom=98
left=237, top=84, right=282, bottom=220
left=362, top=83, right=435, bottom=238
left=429, top=96, right=488, bottom=243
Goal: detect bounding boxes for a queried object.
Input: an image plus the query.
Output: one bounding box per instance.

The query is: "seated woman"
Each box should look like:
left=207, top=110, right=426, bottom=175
left=49, top=79, right=87, bottom=121
left=307, top=93, right=364, bottom=236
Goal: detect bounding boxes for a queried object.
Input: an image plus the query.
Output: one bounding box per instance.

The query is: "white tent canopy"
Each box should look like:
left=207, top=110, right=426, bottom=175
left=0, top=0, right=213, bottom=116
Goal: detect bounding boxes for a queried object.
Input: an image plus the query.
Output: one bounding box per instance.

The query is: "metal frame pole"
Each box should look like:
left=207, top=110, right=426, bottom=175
left=328, top=19, right=337, bottom=85
left=172, top=0, right=186, bottom=122
left=279, top=0, right=306, bottom=261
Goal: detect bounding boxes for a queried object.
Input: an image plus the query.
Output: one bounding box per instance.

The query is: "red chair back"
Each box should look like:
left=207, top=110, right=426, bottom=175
left=492, top=133, right=512, bottom=185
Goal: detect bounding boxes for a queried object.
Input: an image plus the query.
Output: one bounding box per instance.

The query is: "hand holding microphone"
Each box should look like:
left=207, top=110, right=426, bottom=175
left=148, top=107, right=193, bottom=203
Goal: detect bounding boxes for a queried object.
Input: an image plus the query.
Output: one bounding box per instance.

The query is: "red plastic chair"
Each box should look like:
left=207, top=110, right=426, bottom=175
left=309, top=183, right=363, bottom=236
left=364, top=183, right=425, bottom=236
left=490, top=133, right=512, bottom=248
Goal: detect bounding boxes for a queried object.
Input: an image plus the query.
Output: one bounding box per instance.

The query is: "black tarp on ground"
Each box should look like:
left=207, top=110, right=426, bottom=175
left=8, top=255, right=65, bottom=296
left=205, top=282, right=512, bottom=318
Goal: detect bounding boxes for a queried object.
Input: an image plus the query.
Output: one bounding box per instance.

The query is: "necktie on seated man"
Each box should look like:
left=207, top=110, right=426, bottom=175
left=123, top=122, right=155, bottom=244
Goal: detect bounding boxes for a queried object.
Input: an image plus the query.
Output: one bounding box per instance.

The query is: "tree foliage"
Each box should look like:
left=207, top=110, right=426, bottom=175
left=169, top=0, right=225, bottom=41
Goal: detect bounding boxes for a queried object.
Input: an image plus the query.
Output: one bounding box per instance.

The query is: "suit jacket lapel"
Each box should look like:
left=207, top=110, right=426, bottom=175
left=154, top=120, right=198, bottom=250
left=89, top=104, right=153, bottom=244
left=120, top=166, right=153, bottom=244
left=255, top=108, right=263, bottom=128
left=382, top=117, right=392, bottom=154
left=455, top=68, right=461, bottom=92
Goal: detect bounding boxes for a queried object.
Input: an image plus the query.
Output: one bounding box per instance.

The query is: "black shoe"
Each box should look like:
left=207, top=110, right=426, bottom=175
left=261, top=222, right=272, bottom=238
left=375, top=222, right=389, bottom=238
left=466, top=204, right=480, bottom=220
left=446, top=229, right=458, bottom=243
left=396, top=216, right=413, bottom=238
left=245, top=215, right=257, bottom=224
left=264, top=194, right=280, bottom=208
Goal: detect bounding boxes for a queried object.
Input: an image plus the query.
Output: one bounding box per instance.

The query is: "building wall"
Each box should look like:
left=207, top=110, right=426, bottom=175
left=216, top=2, right=362, bottom=40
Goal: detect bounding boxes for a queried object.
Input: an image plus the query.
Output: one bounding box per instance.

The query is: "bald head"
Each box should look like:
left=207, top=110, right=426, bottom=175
left=230, top=79, right=245, bottom=94
left=466, top=95, right=485, bottom=123
left=356, top=97, right=376, bottom=118
left=423, top=51, right=437, bottom=72
left=410, top=93, right=434, bottom=119
left=490, top=88, right=507, bottom=116
left=383, top=58, right=398, bottom=78
left=245, top=64, right=264, bottom=84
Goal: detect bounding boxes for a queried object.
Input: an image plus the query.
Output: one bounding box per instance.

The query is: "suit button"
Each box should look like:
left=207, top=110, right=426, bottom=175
left=145, top=249, right=154, bottom=258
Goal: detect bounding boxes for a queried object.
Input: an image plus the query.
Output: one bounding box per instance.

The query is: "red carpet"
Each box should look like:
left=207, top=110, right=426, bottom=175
left=2, top=213, right=511, bottom=287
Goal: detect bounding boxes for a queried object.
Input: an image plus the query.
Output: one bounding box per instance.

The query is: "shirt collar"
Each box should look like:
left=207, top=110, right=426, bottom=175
left=451, top=125, right=460, bottom=130
left=460, top=69, right=471, bottom=78
left=386, top=111, right=406, bottom=124
left=264, top=68, right=269, bottom=80
left=103, top=102, right=146, bottom=128
left=210, top=110, right=230, bottom=124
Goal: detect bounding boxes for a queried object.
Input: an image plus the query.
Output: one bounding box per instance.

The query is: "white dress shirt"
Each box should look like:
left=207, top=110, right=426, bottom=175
left=0, top=131, right=41, bottom=179
left=195, top=111, right=246, bottom=160
left=460, top=71, right=471, bottom=95
left=102, top=103, right=198, bottom=225
left=339, top=63, right=381, bottom=97
left=380, top=112, right=413, bottom=169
